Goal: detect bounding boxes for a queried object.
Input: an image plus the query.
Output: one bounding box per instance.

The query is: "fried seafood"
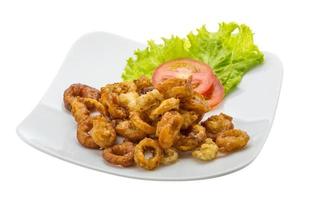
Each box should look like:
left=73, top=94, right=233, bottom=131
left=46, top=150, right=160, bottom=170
left=115, top=120, right=146, bottom=142
left=100, top=91, right=127, bottom=119
left=175, top=124, right=207, bottom=151
left=71, top=98, right=90, bottom=123
left=134, top=138, right=163, bottom=170
left=156, top=78, right=193, bottom=99
left=102, top=141, right=135, bottom=167
left=192, top=138, right=218, bottom=161
left=156, top=111, right=183, bottom=149
left=181, top=92, right=210, bottom=115
left=134, top=76, right=153, bottom=94
left=118, top=92, right=139, bottom=111
left=202, top=113, right=234, bottom=141
left=99, top=81, right=137, bottom=119
left=101, top=81, right=137, bottom=95
left=90, top=116, right=116, bottom=148
left=64, top=76, right=250, bottom=170
left=135, top=89, right=164, bottom=112
left=130, top=111, right=156, bottom=134
left=76, top=117, right=99, bottom=149
left=216, top=129, right=249, bottom=153
left=161, top=148, right=178, bottom=165
left=63, top=83, right=100, bottom=111
left=149, top=98, right=180, bottom=120
left=71, top=97, right=107, bottom=123
left=180, top=110, right=199, bottom=130
left=80, top=97, right=108, bottom=116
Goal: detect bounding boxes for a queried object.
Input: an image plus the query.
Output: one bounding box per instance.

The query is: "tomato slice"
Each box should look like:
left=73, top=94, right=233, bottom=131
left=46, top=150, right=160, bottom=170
left=204, top=75, right=225, bottom=108
left=152, top=59, right=214, bottom=94
left=152, top=58, right=225, bottom=109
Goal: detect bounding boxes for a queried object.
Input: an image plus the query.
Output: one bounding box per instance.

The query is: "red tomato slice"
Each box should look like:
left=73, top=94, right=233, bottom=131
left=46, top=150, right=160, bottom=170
left=204, top=75, right=225, bottom=108
left=152, top=59, right=214, bottom=94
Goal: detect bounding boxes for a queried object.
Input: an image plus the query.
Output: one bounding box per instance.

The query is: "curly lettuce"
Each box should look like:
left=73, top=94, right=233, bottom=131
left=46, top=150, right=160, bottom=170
left=122, top=22, right=264, bottom=94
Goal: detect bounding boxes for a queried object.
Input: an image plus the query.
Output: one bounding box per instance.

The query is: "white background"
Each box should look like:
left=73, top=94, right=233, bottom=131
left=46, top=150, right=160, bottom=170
left=1, top=0, right=311, bottom=199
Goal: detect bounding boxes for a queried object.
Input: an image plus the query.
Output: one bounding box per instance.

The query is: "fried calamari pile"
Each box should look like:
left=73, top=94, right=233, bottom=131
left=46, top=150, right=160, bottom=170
left=63, top=76, right=250, bottom=170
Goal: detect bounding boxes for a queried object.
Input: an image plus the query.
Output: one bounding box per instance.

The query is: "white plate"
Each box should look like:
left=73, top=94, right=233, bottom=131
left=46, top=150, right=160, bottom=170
left=17, top=32, right=283, bottom=181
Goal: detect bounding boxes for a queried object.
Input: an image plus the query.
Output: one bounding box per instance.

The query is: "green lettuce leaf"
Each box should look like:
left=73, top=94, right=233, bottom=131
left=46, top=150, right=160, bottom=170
left=122, top=22, right=264, bottom=94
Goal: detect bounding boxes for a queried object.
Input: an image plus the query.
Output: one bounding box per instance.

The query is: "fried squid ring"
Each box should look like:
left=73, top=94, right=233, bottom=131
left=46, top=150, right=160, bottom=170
left=130, top=112, right=156, bottom=134
left=180, top=110, right=199, bottom=130
left=101, top=81, right=137, bottom=95
left=134, top=76, right=153, bottom=94
left=71, top=98, right=90, bottom=123
left=192, top=138, right=218, bottom=161
left=175, top=124, right=207, bottom=151
left=100, top=91, right=127, bottom=119
left=99, top=82, right=136, bottom=119
left=90, top=116, right=116, bottom=149
left=102, top=141, right=135, bottom=167
left=156, top=111, right=183, bottom=149
left=202, top=113, right=234, bottom=141
left=115, top=120, right=147, bottom=142
left=70, top=97, right=108, bottom=123
left=181, top=92, right=210, bottom=115
left=134, top=89, right=164, bottom=112
left=216, top=129, right=250, bottom=153
left=80, top=97, right=108, bottom=117
left=161, top=148, right=178, bottom=165
left=149, top=98, right=180, bottom=120
left=156, top=78, right=193, bottom=100
left=118, top=92, right=139, bottom=111
left=63, top=83, right=100, bottom=111
left=140, top=86, right=155, bottom=95
left=134, top=138, right=163, bottom=170
left=76, top=117, right=99, bottom=149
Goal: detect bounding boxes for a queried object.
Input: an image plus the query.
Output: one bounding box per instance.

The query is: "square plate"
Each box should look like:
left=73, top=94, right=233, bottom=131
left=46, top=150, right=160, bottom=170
left=17, top=32, right=283, bottom=180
